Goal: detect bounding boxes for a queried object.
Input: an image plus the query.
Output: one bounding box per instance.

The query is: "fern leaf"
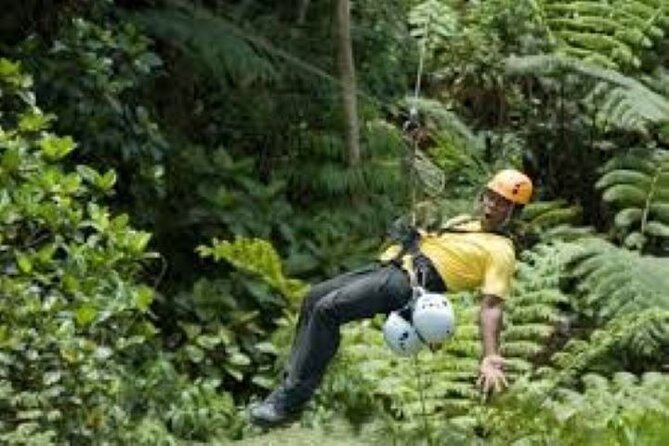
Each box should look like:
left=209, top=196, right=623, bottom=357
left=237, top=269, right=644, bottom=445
left=569, top=238, right=669, bottom=320
left=597, top=150, right=669, bottom=249
left=505, top=54, right=669, bottom=133
left=132, top=3, right=277, bottom=86
left=540, top=0, right=668, bottom=69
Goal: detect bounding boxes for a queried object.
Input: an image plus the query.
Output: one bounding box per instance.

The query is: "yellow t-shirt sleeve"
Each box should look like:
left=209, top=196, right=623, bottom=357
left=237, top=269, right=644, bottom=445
left=378, top=244, right=401, bottom=263
left=481, top=242, right=516, bottom=299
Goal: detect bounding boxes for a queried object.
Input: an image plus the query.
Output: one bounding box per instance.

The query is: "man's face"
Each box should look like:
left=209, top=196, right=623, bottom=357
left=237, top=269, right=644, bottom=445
left=481, top=189, right=516, bottom=231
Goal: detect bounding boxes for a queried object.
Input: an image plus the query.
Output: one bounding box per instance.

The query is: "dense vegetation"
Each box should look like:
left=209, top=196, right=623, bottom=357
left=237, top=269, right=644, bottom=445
left=1, top=0, right=668, bottom=444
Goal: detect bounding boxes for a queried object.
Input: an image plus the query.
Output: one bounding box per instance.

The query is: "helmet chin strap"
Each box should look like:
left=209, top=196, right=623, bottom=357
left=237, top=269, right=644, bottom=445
left=499, top=204, right=516, bottom=228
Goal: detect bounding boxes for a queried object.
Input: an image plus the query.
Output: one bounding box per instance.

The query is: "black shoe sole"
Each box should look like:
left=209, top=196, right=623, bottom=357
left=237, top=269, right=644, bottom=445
left=247, top=407, right=302, bottom=429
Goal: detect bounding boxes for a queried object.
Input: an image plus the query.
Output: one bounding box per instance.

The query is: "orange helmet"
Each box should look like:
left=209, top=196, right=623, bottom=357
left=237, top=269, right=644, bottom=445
left=486, top=169, right=533, bottom=205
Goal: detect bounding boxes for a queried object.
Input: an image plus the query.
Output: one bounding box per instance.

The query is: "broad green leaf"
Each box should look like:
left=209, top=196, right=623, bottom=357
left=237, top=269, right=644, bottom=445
left=2, top=149, right=21, bottom=172
left=254, top=341, right=279, bottom=355
left=185, top=345, right=204, bottom=363
left=129, top=232, right=151, bottom=254
left=43, top=371, right=62, bottom=386
left=75, top=305, right=97, bottom=326
left=133, top=286, right=154, bottom=311
left=251, top=375, right=275, bottom=389
left=39, top=135, right=76, bottom=161
left=18, top=110, right=53, bottom=132
left=76, top=165, right=100, bottom=184
left=644, top=221, right=669, bottom=237
left=614, top=208, right=643, bottom=228
left=62, top=274, right=80, bottom=293
left=223, top=364, right=244, bottom=381
left=227, top=351, right=251, bottom=366
left=96, top=170, right=117, bottom=191
left=16, top=253, right=32, bottom=273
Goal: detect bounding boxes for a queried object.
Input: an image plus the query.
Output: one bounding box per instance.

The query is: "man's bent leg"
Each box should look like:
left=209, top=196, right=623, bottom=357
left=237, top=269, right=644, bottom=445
left=286, top=264, right=380, bottom=377
left=250, top=264, right=411, bottom=427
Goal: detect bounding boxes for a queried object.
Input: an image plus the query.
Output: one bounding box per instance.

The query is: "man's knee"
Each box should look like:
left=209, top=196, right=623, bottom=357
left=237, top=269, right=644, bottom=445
left=312, top=294, right=339, bottom=324
left=301, top=287, right=323, bottom=316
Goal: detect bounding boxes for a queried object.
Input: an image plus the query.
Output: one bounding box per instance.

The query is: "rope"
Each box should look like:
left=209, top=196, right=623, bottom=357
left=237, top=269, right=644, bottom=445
left=412, top=18, right=430, bottom=116
left=406, top=18, right=430, bottom=226
left=403, top=16, right=445, bottom=225
left=413, top=354, right=433, bottom=446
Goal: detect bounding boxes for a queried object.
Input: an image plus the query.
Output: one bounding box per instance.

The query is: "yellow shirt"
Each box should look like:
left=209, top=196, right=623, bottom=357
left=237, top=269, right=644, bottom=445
left=380, top=217, right=516, bottom=299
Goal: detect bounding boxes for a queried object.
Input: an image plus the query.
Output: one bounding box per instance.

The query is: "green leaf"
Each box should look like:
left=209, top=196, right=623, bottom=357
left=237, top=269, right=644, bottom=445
left=43, top=371, right=62, bottom=386
left=185, top=345, right=205, bottom=363
left=227, top=351, right=251, bottom=366
left=18, top=110, right=53, bottom=132
left=75, top=305, right=97, bottom=327
left=0, top=58, right=21, bottom=79
left=196, top=334, right=222, bottom=350
left=96, top=170, right=117, bottom=191
left=644, top=221, right=669, bottom=237
left=133, top=285, right=154, bottom=311
left=602, top=184, right=648, bottom=206
left=251, top=375, right=275, bottom=389
left=16, top=253, right=32, bottom=274
left=76, top=165, right=100, bottom=184
left=39, top=135, right=76, bottom=161
left=596, top=169, right=651, bottom=190
left=223, top=364, right=244, bottom=381
left=2, top=149, right=21, bottom=172
left=62, top=274, right=80, bottom=293
left=254, top=341, right=279, bottom=355
left=614, top=208, right=643, bottom=228
left=179, top=323, right=201, bottom=340
left=129, top=232, right=151, bottom=254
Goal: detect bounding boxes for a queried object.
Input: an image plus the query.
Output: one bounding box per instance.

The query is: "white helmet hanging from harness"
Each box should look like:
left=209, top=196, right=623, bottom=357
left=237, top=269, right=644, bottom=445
left=382, top=311, right=424, bottom=356
left=383, top=287, right=456, bottom=356
left=412, top=287, right=455, bottom=343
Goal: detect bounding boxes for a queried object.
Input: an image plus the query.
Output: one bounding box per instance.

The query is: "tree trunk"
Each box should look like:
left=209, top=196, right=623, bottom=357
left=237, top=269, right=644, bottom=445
left=335, top=0, right=361, bottom=167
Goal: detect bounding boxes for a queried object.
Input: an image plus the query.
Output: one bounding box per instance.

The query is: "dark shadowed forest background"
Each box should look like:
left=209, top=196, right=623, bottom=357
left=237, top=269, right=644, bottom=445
left=1, top=0, right=668, bottom=444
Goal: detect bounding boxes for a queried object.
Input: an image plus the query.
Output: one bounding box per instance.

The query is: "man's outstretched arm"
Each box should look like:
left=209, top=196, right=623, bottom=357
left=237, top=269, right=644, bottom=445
left=477, top=294, right=508, bottom=395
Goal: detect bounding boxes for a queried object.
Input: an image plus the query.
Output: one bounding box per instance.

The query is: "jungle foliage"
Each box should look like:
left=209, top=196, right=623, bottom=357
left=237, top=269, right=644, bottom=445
left=0, top=0, right=668, bottom=444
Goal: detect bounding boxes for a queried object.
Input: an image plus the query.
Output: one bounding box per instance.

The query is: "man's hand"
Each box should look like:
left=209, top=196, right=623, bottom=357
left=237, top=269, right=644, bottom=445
left=477, top=354, right=508, bottom=398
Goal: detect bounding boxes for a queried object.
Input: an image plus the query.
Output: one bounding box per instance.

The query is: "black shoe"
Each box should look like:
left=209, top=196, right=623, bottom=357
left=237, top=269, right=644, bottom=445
left=248, top=399, right=301, bottom=428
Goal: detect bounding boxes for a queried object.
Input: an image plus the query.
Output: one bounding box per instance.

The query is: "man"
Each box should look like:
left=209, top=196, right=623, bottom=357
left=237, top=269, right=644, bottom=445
left=249, top=169, right=533, bottom=428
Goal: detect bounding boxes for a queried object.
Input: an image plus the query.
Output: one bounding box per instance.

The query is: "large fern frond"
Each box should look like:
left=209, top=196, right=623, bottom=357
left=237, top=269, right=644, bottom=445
left=550, top=308, right=669, bottom=383
left=568, top=238, right=669, bottom=320
left=489, top=372, right=669, bottom=444
left=540, top=0, right=669, bottom=69
left=131, top=2, right=277, bottom=86
left=505, top=54, right=669, bottom=133
left=408, top=0, right=459, bottom=61
left=596, top=149, right=669, bottom=250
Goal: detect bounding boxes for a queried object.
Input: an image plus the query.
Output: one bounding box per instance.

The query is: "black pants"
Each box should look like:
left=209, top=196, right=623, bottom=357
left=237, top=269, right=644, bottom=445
left=275, top=263, right=413, bottom=409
